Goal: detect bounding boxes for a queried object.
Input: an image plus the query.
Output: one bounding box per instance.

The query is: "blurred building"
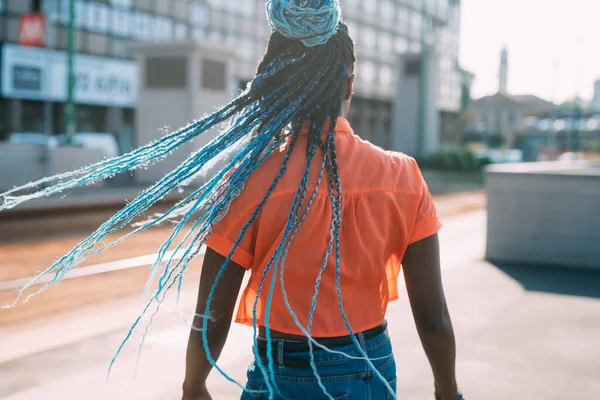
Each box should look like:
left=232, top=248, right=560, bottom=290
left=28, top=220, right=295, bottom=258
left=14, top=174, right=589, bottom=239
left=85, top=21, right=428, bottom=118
left=498, top=47, right=508, bottom=95
left=470, top=93, right=555, bottom=141
left=590, top=79, right=600, bottom=111
left=469, top=48, right=554, bottom=142
left=0, top=0, right=463, bottom=154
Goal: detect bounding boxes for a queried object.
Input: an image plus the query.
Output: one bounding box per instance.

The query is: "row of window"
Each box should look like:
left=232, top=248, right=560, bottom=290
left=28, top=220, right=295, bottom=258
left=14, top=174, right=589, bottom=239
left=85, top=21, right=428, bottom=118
left=0, top=0, right=461, bottom=108
left=343, top=0, right=451, bottom=20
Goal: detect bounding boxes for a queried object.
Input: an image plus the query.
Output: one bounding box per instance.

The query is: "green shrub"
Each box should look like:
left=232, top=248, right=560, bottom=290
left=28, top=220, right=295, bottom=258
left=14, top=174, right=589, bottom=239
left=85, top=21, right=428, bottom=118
left=419, top=147, right=490, bottom=172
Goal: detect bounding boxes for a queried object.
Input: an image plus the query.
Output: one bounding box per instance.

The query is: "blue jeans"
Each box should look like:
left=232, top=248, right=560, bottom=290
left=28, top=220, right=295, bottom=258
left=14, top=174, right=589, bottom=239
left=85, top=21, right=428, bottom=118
left=240, top=329, right=397, bottom=400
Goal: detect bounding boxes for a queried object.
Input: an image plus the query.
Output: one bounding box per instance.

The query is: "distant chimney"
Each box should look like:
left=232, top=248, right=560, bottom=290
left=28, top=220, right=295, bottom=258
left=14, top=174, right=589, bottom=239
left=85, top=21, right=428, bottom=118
left=499, top=47, right=508, bottom=95
left=594, top=79, right=600, bottom=103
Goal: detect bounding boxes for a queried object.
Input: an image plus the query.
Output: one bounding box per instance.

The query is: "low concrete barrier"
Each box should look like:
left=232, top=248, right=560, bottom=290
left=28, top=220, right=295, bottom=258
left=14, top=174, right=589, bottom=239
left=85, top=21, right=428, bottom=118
left=0, top=144, right=105, bottom=192
left=0, top=144, right=46, bottom=191
left=485, top=161, right=600, bottom=270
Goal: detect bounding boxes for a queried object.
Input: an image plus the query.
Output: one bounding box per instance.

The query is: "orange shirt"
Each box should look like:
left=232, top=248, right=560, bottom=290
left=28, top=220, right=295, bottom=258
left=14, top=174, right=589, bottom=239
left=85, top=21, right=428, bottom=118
left=206, top=118, right=441, bottom=337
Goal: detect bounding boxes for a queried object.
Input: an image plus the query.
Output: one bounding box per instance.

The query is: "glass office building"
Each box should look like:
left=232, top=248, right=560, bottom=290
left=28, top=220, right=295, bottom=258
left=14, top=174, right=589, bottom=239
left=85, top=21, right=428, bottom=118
left=0, top=0, right=462, bottom=150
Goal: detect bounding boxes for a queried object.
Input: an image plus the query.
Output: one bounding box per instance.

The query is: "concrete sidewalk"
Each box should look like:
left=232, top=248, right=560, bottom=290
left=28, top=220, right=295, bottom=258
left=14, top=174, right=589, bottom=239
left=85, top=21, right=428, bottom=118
left=2, top=209, right=599, bottom=399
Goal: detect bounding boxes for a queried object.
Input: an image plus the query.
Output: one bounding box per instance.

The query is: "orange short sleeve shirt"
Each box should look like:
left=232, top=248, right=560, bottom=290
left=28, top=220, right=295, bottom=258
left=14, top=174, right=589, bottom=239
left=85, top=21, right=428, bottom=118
left=206, top=118, right=442, bottom=337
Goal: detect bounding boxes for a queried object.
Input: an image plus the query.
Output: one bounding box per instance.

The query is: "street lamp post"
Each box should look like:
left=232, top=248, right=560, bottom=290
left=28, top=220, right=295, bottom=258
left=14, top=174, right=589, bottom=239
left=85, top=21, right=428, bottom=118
left=64, top=0, right=76, bottom=144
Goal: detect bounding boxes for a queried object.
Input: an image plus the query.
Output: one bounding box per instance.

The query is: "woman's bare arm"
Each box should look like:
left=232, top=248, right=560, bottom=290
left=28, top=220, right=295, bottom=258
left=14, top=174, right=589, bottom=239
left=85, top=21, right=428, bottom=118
left=182, top=248, right=246, bottom=400
left=402, top=234, right=460, bottom=399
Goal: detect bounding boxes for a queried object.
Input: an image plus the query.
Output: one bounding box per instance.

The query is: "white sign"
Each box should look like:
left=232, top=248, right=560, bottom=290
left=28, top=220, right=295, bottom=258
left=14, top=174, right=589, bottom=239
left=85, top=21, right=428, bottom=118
left=1, top=44, right=138, bottom=108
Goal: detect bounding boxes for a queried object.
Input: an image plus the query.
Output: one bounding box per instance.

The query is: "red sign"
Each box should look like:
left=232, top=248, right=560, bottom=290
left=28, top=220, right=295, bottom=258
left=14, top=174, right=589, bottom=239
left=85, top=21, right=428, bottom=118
left=19, top=14, right=45, bottom=47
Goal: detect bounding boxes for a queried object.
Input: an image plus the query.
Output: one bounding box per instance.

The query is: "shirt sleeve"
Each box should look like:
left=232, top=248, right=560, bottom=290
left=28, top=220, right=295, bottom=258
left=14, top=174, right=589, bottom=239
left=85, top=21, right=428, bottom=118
left=205, top=192, right=259, bottom=270
left=409, top=162, right=443, bottom=244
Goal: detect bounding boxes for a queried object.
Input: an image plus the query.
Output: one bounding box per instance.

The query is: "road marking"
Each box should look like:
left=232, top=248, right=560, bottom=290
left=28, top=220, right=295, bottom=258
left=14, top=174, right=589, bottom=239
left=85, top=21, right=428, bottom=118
left=0, top=246, right=207, bottom=292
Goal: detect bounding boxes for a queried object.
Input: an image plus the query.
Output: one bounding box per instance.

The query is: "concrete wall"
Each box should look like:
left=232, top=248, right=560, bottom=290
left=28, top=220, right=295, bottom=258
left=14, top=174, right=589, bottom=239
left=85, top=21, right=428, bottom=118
left=0, top=145, right=105, bottom=191
left=48, top=147, right=105, bottom=175
left=392, top=51, right=440, bottom=157
left=0, top=144, right=46, bottom=191
left=486, top=161, right=600, bottom=270
left=133, top=40, right=235, bottom=185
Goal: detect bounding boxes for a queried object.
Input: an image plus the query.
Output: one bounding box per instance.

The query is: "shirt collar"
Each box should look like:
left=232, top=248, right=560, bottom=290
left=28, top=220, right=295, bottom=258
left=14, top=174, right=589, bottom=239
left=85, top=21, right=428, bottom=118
left=298, top=117, right=354, bottom=136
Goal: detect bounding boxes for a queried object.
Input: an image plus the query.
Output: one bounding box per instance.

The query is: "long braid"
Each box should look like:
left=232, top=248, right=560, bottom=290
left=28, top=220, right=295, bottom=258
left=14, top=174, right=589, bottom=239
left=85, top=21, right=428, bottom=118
left=0, top=1, right=365, bottom=397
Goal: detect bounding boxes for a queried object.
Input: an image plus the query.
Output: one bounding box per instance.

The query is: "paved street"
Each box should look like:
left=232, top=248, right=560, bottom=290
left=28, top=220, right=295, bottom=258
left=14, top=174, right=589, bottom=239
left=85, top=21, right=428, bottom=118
left=2, top=201, right=600, bottom=399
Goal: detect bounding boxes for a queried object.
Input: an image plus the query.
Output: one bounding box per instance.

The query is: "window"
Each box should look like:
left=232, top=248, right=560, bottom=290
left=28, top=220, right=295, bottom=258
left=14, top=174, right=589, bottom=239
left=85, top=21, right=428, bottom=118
left=395, top=36, right=408, bottom=53
left=437, top=0, right=448, bottom=19
left=87, top=2, right=110, bottom=34
left=4, top=16, right=19, bottom=42
left=174, top=22, right=187, bottom=41
left=396, top=7, right=409, bottom=35
left=189, top=2, right=209, bottom=28
left=201, top=59, right=226, bottom=91
left=359, top=60, right=376, bottom=84
left=378, top=32, right=393, bottom=53
left=361, top=26, right=376, bottom=50
left=133, top=11, right=153, bottom=41
left=379, top=0, right=395, bottom=24
left=426, top=0, right=436, bottom=14
left=0, top=99, right=7, bottom=141
left=380, top=64, right=394, bottom=87
left=208, top=30, right=224, bottom=43
left=76, top=105, right=107, bottom=133
left=57, top=0, right=88, bottom=30
left=146, top=57, right=187, bottom=88
left=43, top=0, right=61, bottom=23
left=21, top=101, right=46, bottom=133
left=236, top=37, right=255, bottom=62
left=405, top=58, right=421, bottom=76
left=238, top=0, right=255, bottom=17
left=363, top=0, right=376, bottom=15
left=154, top=16, right=173, bottom=42
left=111, top=9, right=133, bottom=38
left=344, top=0, right=360, bottom=10
left=411, top=10, right=422, bottom=39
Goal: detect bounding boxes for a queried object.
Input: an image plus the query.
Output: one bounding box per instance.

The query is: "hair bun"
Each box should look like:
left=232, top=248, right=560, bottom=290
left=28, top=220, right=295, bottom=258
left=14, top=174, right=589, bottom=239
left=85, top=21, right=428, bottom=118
left=266, top=0, right=341, bottom=47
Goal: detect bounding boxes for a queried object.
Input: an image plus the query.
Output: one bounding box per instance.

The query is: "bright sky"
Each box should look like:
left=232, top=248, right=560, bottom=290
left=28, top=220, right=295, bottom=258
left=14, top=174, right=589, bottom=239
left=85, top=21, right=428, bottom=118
left=460, top=0, right=600, bottom=103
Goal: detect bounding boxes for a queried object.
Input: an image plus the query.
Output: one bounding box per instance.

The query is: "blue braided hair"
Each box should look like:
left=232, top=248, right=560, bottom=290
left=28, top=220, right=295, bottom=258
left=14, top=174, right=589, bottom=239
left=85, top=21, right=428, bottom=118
left=267, top=0, right=341, bottom=47
left=0, top=1, right=397, bottom=398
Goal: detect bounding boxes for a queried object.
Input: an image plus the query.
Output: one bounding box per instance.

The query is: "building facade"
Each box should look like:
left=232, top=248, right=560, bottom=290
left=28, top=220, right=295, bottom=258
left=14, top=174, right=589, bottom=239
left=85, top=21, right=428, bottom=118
left=0, top=0, right=463, bottom=153
left=590, top=79, right=600, bottom=111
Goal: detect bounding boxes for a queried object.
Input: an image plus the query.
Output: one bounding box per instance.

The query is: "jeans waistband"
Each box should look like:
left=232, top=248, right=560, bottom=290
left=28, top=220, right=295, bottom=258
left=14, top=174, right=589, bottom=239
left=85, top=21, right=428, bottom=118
left=256, top=322, right=388, bottom=368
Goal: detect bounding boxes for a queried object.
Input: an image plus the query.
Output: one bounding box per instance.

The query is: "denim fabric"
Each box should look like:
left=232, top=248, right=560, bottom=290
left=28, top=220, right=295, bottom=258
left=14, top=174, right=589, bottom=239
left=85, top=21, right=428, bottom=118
left=240, top=330, right=397, bottom=400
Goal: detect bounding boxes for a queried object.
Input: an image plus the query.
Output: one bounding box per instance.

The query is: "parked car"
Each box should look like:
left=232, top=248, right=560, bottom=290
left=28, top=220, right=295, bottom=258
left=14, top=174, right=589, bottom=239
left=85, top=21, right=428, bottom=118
left=8, top=133, right=58, bottom=148
left=56, top=132, right=120, bottom=159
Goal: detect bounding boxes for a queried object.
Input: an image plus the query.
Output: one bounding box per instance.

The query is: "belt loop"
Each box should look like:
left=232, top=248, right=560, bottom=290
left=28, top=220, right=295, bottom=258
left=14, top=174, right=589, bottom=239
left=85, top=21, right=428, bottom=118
left=358, top=332, right=367, bottom=353
left=277, top=340, right=285, bottom=368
